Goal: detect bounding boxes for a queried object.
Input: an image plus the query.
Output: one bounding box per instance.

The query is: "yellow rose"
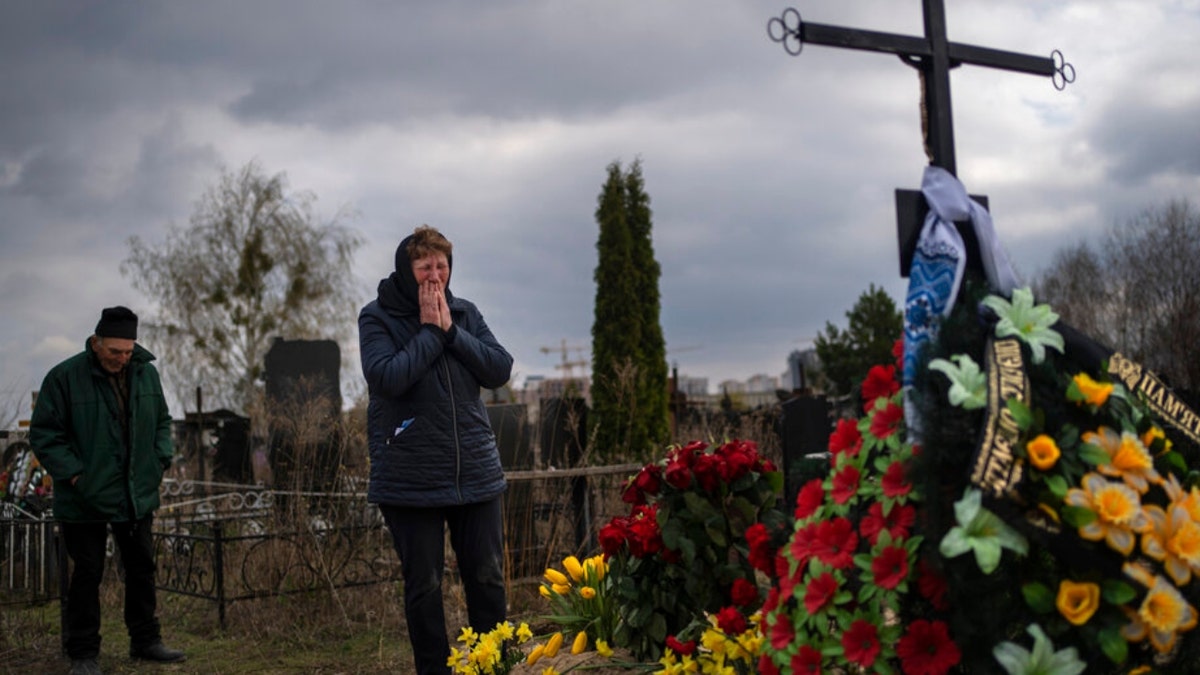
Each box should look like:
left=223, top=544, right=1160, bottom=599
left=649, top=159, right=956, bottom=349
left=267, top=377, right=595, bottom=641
left=1073, top=372, right=1113, bottom=407
left=1026, top=434, right=1062, bottom=471
left=1057, top=579, right=1101, bottom=626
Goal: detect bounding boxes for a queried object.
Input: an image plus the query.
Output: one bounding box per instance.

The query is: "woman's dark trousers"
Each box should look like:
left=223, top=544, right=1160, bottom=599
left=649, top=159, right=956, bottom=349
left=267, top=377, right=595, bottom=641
left=380, top=498, right=507, bottom=675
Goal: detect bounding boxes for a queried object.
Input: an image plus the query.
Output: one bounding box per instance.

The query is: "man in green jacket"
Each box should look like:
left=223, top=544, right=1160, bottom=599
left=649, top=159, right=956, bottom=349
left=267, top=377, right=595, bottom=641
left=30, top=306, right=185, bottom=675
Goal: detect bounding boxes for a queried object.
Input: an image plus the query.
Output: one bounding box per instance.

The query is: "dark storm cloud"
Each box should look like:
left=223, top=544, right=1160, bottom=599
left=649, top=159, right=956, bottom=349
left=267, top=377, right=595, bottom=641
left=0, top=0, right=1197, bottom=408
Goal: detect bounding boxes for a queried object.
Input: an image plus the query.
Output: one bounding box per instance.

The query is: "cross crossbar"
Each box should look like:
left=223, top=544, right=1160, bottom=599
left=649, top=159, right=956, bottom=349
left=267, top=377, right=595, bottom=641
left=800, top=22, right=1055, bottom=77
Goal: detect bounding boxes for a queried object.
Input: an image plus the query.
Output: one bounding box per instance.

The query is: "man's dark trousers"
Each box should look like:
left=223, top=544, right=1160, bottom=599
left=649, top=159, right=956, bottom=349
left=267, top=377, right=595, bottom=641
left=380, top=498, right=506, bottom=675
left=62, top=515, right=161, bottom=659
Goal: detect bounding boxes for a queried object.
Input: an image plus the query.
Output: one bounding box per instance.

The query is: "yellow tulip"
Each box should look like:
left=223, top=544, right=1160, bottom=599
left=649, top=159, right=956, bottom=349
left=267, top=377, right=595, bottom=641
left=571, top=630, right=588, bottom=655
left=563, top=556, right=585, bottom=583
left=543, top=568, right=569, bottom=586
left=552, top=583, right=571, bottom=595
left=544, top=631, right=565, bottom=657
left=538, top=585, right=552, bottom=599
left=526, top=644, right=545, bottom=665
left=579, top=586, right=597, bottom=600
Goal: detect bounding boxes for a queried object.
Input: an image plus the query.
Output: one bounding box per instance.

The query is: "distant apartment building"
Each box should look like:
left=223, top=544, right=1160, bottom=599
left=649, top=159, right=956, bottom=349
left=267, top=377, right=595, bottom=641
left=745, top=373, right=779, bottom=393
left=787, top=348, right=820, bottom=391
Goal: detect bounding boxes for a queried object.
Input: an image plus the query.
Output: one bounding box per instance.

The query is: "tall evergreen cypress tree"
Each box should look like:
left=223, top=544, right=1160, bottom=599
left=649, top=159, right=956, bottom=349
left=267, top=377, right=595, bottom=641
left=591, top=160, right=668, bottom=461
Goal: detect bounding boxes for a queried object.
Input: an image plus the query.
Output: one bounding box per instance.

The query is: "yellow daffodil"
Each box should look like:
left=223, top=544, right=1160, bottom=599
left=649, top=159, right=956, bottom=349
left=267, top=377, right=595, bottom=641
left=1064, top=472, right=1149, bottom=555
left=596, top=639, right=614, bottom=658
left=1026, top=434, right=1061, bottom=471
left=516, top=622, right=534, bottom=643
left=492, top=621, right=514, bottom=641
left=1141, top=502, right=1200, bottom=585
left=1072, top=372, right=1113, bottom=407
left=457, top=626, right=478, bottom=647
left=571, top=630, right=588, bottom=654
left=1082, top=426, right=1159, bottom=493
left=563, top=556, right=585, bottom=582
left=1123, top=574, right=1198, bottom=653
left=1056, top=579, right=1101, bottom=625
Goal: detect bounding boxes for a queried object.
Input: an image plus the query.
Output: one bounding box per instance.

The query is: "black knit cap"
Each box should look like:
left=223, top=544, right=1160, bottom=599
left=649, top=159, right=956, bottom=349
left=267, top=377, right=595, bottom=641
left=95, top=306, right=138, bottom=340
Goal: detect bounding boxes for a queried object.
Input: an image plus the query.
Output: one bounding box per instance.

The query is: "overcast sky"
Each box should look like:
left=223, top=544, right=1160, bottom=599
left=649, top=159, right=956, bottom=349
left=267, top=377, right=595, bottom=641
left=2, top=1, right=1198, bottom=418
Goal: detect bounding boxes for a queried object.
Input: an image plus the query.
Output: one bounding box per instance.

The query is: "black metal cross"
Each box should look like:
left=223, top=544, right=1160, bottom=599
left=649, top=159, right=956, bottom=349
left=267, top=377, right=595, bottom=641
left=768, top=0, right=1073, bottom=275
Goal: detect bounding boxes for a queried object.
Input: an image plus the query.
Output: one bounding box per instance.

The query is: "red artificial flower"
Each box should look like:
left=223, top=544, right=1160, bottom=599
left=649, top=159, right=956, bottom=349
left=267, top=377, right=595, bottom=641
left=777, top=556, right=803, bottom=600
left=758, top=654, right=781, bottom=675
left=794, top=479, right=825, bottom=520
left=842, top=618, right=881, bottom=668
left=871, top=545, right=910, bottom=590
left=870, top=401, right=904, bottom=439
left=861, top=364, right=899, bottom=408
left=665, top=635, right=696, bottom=656
left=761, top=586, right=781, bottom=616
left=896, top=619, right=961, bottom=675
left=759, top=458, right=777, bottom=473
left=715, top=606, right=748, bottom=635
left=775, top=552, right=789, bottom=578
left=860, top=502, right=916, bottom=546
left=917, top=559, right=949, bottom=611
left=803, top=571, right=839, bottom=614
left=790, top=645, right=823, bottom=675
left=811, top=517, right=858, bottom=569
left=882, top=460, right=913, bottom=497
left=769, top=611, right=795, bottom=651
left=789, top=522, right=818, bottom=569
left=828, top=418, right=863, bottom=457
left=730, top=578, right=758, bottom=607
left=831, top=465, right=862, bottom=504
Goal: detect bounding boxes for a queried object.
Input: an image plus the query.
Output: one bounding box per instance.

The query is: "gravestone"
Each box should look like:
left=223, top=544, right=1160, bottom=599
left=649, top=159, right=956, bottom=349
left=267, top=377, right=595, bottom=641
left=263, top=337, right=342, bottom=497
left=780, top=394, right=833, bottom=507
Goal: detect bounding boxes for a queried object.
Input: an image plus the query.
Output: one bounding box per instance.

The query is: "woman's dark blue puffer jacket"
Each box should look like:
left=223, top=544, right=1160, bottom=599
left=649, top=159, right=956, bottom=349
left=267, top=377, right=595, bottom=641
left=358, top=269, right=513, bottom=507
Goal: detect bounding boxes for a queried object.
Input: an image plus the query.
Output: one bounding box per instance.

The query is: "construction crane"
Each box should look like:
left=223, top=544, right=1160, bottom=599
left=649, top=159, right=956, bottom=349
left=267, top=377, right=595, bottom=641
left=539, top=339, right=589, bottom=380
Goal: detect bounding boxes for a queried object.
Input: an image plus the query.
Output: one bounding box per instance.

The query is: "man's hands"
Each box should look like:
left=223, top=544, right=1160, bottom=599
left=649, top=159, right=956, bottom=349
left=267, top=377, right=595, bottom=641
left=419, top=281, right=452, bottom=332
